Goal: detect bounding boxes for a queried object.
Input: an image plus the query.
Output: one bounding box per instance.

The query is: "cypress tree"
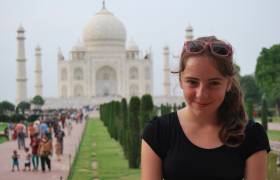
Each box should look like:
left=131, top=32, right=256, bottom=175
left=128, top=96, right=141, bottom=168
left=166, top=103, right=172, bottom=114
left=160, top=104, right=165, bottom=115
left=108, top=101, right=114, bottom=138
left=173, top=103, right=177, bottom=112
left=261, top=95, right=268, bottom=131
left=115, top=101, right=121, bottom=142
left=246, top=99, right=254, bottom=121
left=120, top=98, right=128, bottom=158
left=111, top=101, right=117, bottom=140
left=140, top=94, right=154, bottom=133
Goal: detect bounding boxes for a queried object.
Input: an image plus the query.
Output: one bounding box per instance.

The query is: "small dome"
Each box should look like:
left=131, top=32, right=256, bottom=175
left=35, top=45, right=41, bottom=51
left=72, top=40, right=86, bottom=52
left=126, top=39, right=139, bottom=51
left=83, top=7, right=126, bottom=46
left=17, top=24, right=25, bottom=32
left=186, top=23, right=193, bottom=32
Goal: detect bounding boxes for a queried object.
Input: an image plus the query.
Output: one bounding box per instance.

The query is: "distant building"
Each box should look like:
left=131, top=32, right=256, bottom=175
left=57, top=4, right=153, bottom=99
left=16, top=2, right=194, bottom=109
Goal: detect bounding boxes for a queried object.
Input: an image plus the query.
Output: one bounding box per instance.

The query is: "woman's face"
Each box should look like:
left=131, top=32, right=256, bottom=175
left=180, top=56, right=231, bottom=116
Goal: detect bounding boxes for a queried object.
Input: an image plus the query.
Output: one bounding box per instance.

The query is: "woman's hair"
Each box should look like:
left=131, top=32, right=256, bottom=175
left=179, top=36, right=247, bottom=147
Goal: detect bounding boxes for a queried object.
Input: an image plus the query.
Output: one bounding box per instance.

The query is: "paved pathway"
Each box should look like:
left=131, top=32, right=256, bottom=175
left=268, top=122, right=280, bottom=131
left=271, top=141, right=280, bottom=154
left=0, top=120, right=86, bottom=180
left=267, top=122, right=280, bottom=153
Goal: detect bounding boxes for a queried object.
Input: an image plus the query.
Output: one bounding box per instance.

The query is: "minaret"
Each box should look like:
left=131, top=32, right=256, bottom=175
left=57, top=47, right=64, bottom=61
left=185, top=23, right=194, bottom=41
left=163, top=46, right=170, bottom=96
left=16, top=25, right=28, bottom=104
left=102, top=0, right=107, bottom=9
left=35, top=45, right=43, bottom=96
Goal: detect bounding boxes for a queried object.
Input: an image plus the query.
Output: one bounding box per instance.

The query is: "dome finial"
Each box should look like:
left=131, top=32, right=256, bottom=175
left=102, top=0, right=106, bottom=9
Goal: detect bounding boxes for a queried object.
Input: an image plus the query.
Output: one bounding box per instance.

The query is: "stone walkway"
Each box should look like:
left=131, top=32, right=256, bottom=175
left=268, top=122, right=280, bottom=131
left=271, top=141, right=280, bottom=154
left=0, top=120, right=86, bottom=180
left=267, top=122, right=280, bottom=153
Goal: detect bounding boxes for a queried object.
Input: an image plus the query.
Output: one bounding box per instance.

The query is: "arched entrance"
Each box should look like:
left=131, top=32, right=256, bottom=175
left=96, top=66, right=117, bottom=97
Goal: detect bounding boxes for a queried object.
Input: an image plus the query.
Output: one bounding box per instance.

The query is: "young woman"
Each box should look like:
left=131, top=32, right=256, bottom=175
left=38, top=134, right=52, bottom=172
left=141, top=36, right=270, bottom=180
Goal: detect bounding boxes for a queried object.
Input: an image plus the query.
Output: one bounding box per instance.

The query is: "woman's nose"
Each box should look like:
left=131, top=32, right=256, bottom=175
left=196, top=84, right=208, bottom=99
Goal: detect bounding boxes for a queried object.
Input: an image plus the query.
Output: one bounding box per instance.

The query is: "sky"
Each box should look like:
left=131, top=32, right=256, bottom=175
left=0, top=0, right=279, bottom=103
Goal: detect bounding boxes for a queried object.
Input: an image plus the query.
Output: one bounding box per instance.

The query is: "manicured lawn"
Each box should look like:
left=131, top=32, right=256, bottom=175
left=268, top=153, right=280, bottom=180
left=255, top=116, right=280, bottom=123
left=0, top=123, right=7, bottom=131
left=267, top=130, right=280, bottom=141
left=0, top=123, right=7, bottom=144
left=69, top=118, right=140, bottom=180
left=272, top=116, right=280, bottom=123
left=0, top=137, right=6, bottom=144
left=68, top=119, right=95, bottom=180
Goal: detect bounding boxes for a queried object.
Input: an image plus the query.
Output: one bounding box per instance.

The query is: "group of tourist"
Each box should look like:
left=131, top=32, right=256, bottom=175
left=9, top=109, right=84, bottom=172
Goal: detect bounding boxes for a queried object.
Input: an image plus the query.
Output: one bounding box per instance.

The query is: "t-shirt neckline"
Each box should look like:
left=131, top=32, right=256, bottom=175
left=174, top=111, right=225, bottom=151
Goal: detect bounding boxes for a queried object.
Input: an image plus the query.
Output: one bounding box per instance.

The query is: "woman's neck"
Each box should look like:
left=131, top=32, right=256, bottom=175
left=181, top=107, right=220, bottom=127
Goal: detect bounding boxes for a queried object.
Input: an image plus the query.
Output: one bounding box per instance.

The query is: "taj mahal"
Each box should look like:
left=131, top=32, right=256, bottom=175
left=15, top=2, right=194, bottom=109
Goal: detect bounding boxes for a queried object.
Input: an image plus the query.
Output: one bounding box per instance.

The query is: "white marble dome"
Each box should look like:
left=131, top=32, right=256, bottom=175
left=72, top=40, right=86, bottom=52
left=83, top=7, right=126, bottom=45
left=126, top=39, right=139, bottom=51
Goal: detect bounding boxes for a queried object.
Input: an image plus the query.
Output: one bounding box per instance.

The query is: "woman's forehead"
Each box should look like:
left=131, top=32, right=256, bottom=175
left=183, top=56, right=224, bottom=77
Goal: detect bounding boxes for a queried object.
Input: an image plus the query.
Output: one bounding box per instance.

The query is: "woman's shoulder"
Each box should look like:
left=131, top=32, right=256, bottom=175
left=241, top=120, right=271, bottom=159
left=142, top=112, right=178, bottom=159
left=244, top=120, right=267, bottom=135
left=146, top=112, right=178, bottom=130
left=142, top=111, right=178, bottom=143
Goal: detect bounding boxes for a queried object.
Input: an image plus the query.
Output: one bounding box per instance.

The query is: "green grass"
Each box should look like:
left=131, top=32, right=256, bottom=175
left=0, top=123, right=7, bottom=144
left=268, top=153, right=280, bottom=180
left=68, top=119, right=94, bottom=180
left=267, top=130, right=280, bottom=141
left=69, top=118, right=140, bottom=180
left=0, top=137, right=6, bottom=144
left=255, top=116, right=280, bottom=123
left=272, top=116, right=280, bottom=123
left=91, top=119, right=140, bottom=180
left=0, top=123, right=7, bottom=131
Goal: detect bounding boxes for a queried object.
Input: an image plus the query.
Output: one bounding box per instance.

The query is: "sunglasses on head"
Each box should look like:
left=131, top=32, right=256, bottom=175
left=184, top=40, right=232, bottom=57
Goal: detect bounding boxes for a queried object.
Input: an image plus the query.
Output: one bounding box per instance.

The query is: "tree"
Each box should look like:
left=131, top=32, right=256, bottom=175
left=0, top=101, right=15, bottom=115
left=114, top=101, right=121, bottom=141
left=120, top=98, right=129, bottom=159
left=245, top=100, right=254, bottom=121
left=140, top=94, right=154, bottom=133
left=255, top=44, right=280, bottom=115
left=31, top=95, right=45, bottom=109
left=240, top=75, right=262, bottom=105
left=16, top=101, right=31, bottom=114
left=234, top=63, right=241, bottom=80
left=261, top=95, right=268, bottom=131
left=128, top=96, right=141, bottom=168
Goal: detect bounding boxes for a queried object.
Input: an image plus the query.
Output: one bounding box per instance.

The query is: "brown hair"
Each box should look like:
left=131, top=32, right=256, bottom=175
left=179, top=36, right=247, bottom=147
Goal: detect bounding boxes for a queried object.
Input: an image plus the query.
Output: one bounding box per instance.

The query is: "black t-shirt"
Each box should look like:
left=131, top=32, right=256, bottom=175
left=142, top=112, right=271, bottom=180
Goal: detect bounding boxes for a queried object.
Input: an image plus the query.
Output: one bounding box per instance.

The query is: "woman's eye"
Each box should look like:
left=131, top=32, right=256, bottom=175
left=186, top=80, right=198, bottom=86
left=209, top=81, right=221, bottom=86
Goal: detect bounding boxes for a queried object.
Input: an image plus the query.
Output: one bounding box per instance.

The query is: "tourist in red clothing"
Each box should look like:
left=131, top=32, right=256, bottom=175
left=30, top=135, right=40, bottom=171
